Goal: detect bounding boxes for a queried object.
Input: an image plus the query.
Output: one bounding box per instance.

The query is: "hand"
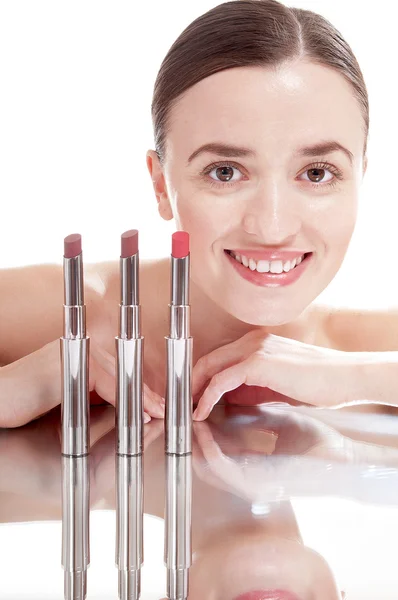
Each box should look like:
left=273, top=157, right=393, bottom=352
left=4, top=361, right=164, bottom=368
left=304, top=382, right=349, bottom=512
left=0, top=338, right=164, bottom=427
left=192, top=329, right=366, bottom=421
left=0, top=407, right=164, bottom=511
left=192, top=405, right=398, bottom=503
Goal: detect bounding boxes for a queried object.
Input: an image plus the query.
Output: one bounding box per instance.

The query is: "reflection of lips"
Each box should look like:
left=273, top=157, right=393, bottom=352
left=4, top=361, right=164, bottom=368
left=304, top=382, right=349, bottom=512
left=233, top=591, right=302, bottom=600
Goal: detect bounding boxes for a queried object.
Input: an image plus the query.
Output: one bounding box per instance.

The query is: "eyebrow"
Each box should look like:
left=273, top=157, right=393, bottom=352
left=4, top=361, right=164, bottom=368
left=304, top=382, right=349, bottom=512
left=187, top=140, right=354, bottom=165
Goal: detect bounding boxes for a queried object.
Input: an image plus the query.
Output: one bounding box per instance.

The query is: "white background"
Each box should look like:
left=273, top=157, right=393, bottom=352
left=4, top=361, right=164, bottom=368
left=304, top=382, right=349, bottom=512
left=0, top=0, right=397, bottom=308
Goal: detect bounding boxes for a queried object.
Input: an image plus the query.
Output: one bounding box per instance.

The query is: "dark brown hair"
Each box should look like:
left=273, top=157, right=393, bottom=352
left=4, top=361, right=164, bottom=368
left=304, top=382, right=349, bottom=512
left=151, top=0, right=369, bottom=162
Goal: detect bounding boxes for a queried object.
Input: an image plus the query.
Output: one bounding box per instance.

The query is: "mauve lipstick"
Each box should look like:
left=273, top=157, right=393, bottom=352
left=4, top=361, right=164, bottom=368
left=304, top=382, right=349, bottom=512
left=61, top=233, right=90, bottom=457
left=60, top=233, right=90, bottom=600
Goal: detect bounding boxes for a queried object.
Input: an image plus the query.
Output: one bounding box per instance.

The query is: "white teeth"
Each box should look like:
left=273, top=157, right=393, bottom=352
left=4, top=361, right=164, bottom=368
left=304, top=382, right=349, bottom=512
left=249, top=258, right=256, bottom=271
left=229, top=251, right=307, bottom=274
left=270, top=260, right=283, bottom=274
left=256, top=259, right=270, bottom=273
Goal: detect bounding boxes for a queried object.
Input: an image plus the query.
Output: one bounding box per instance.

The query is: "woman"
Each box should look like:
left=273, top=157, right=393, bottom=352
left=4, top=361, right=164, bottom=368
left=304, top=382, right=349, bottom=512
left=0, top=0, right=396, bottom=427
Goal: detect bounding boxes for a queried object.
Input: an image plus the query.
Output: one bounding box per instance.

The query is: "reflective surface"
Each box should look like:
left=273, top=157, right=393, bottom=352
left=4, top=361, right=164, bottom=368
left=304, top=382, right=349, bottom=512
left=1, top=402, right=398, bottom=599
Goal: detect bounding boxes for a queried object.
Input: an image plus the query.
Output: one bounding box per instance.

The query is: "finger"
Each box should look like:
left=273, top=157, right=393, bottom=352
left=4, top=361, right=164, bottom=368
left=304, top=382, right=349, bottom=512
left=90, top=362, right=116, bottom=406
left=192, top=341, right=245, bottom=397
left=193, top=359, right=256, bottom=421
left=143, top=383, right=165, bottom=419
left=90, top=342, right=116, bottom=378
left=143, top=418, right=164, bottom=450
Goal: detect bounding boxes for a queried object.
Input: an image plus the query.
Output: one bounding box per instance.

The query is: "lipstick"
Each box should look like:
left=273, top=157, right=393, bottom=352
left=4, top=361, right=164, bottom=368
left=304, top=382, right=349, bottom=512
left=115, top=229, right=144, bottom=600
left=116, top=229, right=143, bottom=456
left=60, top=233, right=90, bottom=600
left=164, top=231, right=193, bottom=600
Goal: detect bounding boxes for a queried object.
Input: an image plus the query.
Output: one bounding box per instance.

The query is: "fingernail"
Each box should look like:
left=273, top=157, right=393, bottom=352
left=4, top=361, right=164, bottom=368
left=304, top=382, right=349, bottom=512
left=144, top=413, right=151, bottom=423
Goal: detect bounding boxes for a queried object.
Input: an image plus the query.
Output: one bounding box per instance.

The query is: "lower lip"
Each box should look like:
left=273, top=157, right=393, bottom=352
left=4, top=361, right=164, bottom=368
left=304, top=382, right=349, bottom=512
left=233, top=591, right=302, bottom=600
left=225, top=251, right=312, bottom=287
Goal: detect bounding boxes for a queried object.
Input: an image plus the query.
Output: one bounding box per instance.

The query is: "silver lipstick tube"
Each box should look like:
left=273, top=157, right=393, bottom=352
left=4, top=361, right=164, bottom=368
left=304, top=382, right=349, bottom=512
left=116, top=254, right=143, bottom=456
left=164, top=454, right=192, bottom=600
left=61, top=253, right=90, bottom=457
left=165, top=323, right=192, bottom=455
left=62, top=455, right=90, bottom=600
left=116, top=454, right=143, bottom=600
left=165, top=254, right=192, bottom=455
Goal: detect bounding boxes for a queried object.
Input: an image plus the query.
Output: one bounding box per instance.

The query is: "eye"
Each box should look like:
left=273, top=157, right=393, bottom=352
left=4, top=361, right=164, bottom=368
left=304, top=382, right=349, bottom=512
left=205, top=162, right=244, bottom=184
left=298, top=161, right=343, bottom=187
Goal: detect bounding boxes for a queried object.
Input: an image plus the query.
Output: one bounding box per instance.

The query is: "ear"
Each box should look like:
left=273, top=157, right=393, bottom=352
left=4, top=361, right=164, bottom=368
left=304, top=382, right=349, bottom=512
left=363, top=154, right=368, bottom=176
left=146, top=150, right=173, bottom=221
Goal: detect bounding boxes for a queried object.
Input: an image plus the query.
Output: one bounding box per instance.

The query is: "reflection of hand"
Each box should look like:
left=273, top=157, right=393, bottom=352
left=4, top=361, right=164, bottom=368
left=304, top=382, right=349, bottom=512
left=0, top=338, right=164, bottom=427
left=192, top=329, right=371, bottom=420
left=0, top=408, right=164, bottom=518
left=192, top=405, right=398, bottom=503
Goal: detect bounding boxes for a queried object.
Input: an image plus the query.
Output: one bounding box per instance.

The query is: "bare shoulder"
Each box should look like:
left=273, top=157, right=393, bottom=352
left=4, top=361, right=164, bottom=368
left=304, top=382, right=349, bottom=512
left=313, top=303, right=398, bottom=352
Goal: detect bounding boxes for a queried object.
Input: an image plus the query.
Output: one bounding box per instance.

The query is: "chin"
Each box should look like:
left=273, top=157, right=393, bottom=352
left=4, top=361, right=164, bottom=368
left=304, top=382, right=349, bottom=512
left=218, top=296, right=313, bottom=327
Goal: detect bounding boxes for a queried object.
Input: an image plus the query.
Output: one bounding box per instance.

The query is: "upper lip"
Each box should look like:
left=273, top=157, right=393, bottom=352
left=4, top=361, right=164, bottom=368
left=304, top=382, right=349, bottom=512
left=226, top=249, right=311, bottom=262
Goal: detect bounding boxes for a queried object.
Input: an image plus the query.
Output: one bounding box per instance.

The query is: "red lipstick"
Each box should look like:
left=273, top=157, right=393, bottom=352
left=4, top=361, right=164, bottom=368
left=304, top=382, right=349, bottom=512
left=172, top=230, right=190, bottom=259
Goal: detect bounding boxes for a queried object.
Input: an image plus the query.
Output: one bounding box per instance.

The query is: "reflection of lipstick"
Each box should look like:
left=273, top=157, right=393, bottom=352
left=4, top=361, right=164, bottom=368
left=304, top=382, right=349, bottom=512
left=165, top=231, right=193, bottom=600
left=115, top=229, right=144, bottom=600
left=233, top=590, right=302, bottom=600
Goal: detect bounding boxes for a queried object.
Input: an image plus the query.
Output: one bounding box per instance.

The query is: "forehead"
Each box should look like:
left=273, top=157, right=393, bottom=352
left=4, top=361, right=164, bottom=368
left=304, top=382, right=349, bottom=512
left=166, top=61, right=365, bottom=160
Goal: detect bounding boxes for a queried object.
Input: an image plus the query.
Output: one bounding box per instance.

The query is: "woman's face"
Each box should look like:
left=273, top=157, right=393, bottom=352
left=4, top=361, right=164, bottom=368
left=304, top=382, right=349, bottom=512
left=188, top=526, right=342, bottom=600
left=148, top=61, right=367, bottom=325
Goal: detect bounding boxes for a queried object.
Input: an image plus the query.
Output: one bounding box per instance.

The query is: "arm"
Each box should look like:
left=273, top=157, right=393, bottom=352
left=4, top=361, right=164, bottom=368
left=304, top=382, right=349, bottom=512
left=321, top=305, right=398, bottom=352
left=0, top=262, right=107, bottom=365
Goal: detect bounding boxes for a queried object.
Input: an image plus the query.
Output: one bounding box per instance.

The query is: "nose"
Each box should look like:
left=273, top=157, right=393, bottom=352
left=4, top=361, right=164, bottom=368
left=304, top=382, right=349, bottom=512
left=242, top=178, right=302, bottom=245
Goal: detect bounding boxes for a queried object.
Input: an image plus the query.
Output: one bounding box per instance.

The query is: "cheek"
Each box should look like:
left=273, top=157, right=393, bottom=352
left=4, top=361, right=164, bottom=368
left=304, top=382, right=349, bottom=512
left=310, top=191, right=358, bottom=255
left=173, top=188, right=239, bottom=247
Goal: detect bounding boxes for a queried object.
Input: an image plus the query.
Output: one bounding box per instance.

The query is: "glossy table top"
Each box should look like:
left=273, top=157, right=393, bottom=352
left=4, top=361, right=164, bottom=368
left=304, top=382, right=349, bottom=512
left=1, top=403, right=398, bottom=599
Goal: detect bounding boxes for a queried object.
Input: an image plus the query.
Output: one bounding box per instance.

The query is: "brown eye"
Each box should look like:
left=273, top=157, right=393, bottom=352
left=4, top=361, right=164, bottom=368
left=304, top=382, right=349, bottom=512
left=215, top=166, right=234, bottom=181
left=307, top=167, right=326, bottom=182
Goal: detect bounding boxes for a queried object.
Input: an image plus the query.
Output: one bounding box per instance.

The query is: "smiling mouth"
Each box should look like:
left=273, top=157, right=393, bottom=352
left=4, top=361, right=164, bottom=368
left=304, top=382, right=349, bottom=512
left=225, top=250, right=312, bottom=274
